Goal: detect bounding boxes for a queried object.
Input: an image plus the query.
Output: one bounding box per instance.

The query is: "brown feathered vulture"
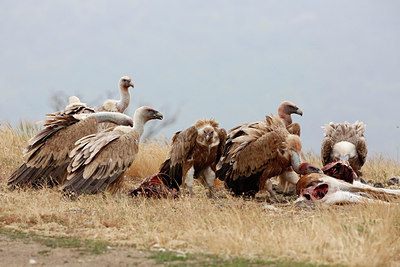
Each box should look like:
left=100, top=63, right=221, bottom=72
left=8, top=112, right=133, bottom=188
left=159, top=119, right=227, bottom=197
left=97, top=76, right=134, bottom=130
left=321, top=121, right=367, bottom=177
left=276, top=101, right=303, bottom=193
left=216, top=115, right=321, bottom=197
left=60, top=106, right=163, bottom=196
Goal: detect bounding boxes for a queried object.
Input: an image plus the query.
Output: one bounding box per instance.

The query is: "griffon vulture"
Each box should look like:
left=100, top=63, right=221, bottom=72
left=296, top=173, right=400, bottom=204
left=321, top=121, right=367, bottom=177
left=216, top=115, right=321, bottom=197
left=60, top=106, right=163, bottom=196
left=97, top=76, right=135, bottom=130
left=8, top=112, right=133, bottom=188
left=159, top=119, right=227, bottom=197
left=276, top=101, right=303, bottom=193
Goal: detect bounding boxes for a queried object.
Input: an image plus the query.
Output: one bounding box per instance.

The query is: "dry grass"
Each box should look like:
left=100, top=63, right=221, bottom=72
left=1, top=124, right=400, bottom=266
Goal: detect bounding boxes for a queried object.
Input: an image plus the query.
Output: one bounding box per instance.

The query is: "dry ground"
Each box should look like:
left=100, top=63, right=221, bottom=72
left=1, top=124, right=400, bottom=266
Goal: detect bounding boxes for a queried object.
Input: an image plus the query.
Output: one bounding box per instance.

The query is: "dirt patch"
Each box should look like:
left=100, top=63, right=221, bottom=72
left=0, top=234, right=157, bottom=266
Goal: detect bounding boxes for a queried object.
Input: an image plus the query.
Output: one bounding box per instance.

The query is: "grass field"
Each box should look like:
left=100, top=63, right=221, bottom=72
left=0, top=124, right=400, bottom=266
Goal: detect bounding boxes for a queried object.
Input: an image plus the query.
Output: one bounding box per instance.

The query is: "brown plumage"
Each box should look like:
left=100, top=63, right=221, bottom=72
left=8, top=112, right=134, bottom=188
left=61, top=106, right=163, bottom=196
left=159, top=119, right=227, bottom=197
left=53, top=96, right=95, bottom=116
left=321, top=121, right=367, bottom=177
left=216, top=115, right=321, bottom=197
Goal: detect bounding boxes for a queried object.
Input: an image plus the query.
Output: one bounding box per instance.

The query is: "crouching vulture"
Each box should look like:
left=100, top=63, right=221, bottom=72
left=60, top=106, right=163, bottom=196
left=321, top=121, right=367, bottom=177
left=217, top=115, right=321, bottom=197
left=8, top=112, right=134, bottom=188
left=159, top=119, right=227, bottom=197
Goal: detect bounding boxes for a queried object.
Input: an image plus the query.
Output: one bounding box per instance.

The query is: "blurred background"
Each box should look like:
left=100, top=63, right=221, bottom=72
left=1, top=1, right=399, bottom=156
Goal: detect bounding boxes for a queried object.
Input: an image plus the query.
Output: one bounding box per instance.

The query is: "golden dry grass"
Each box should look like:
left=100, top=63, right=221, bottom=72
left=1, top=124, right=400, bottom=266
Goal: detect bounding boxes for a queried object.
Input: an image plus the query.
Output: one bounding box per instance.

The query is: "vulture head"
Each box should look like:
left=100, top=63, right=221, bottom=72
left=195, top=119, right=221, bottom=146
left=286, top=134, right=322, bottom=175
left=278, top=101, right=303, bottom=126
left=119, top=76, right=135, bottom=90
left=135, top=106, right=164, bottom=122
left=331, top=141, right=356, bottom=161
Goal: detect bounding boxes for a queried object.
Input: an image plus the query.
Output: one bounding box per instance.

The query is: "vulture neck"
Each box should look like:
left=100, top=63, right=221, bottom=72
left=132, top=112, right=146, bottom=137
left=89, top=112, right=129, bottom=124
left=116, top=86, right=130, bottom=113
left=278, top=111, right=292, bottom=126
left=290, top=150, right=301, bottom=173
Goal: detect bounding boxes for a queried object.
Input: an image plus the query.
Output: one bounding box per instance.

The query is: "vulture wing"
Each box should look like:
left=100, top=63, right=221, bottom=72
left=217, top=116, right=291, bottom=196
left=159, top=126, right=198, bottom=187
left=287, top=123, right=301, bottom=136
left=61, top=128, right=139, bottom=195
left=216, top=128, right=227, bottom=162
left=8, top=115, right=99, bottom=188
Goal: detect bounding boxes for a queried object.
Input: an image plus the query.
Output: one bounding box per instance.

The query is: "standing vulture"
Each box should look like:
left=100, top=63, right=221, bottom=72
left=60, top=106, right=163, bottom=196
left=276, top=101, right=303, bottom=192
left=321, top=121, right=367, bottom=177
left=217, top=115, right=321, bottom=197
left=8, top=112, right=133, bottom=188
left=159, top=119, right=227, bottom=197
left=97, top=76, right=135, bottom=130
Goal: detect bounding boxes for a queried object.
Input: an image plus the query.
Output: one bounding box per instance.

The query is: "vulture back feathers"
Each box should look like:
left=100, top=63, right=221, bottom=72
left=8, top=112, right=133, bottom=188
left=61, top=106, right=163, bottom=196
left=217, top=115, right=320, bottom=197
left=321, top=121, right=367, bottom=177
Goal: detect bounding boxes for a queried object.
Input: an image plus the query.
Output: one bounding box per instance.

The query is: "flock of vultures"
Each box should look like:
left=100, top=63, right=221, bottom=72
left=6, top=76, right=400, bottom=204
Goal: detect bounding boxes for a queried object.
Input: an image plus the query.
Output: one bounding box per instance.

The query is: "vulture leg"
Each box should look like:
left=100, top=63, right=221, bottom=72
left=185, top=167, right=195, bottom=196
left=264, top=179, right=278, bottom=201
left=200, top=167, right=215, bottom=198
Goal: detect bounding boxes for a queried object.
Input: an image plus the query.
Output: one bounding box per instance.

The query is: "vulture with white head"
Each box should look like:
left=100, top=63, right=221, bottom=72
left=159, top=119, right=227, bottom=197
left=296, top=173, right=400, bottom=204
left=321, top=121, right=367, bottom=177
left=8, top=112, right=133, bottom=188
left=216, top=115, right=321, bottom=197
left=97, top=76, right=135, bottom=130
left=60, top=106, right=163, bottom=196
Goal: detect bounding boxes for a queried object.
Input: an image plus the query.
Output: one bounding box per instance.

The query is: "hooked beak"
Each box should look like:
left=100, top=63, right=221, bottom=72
left=295, top=108, right=303, bottom=116
left=130, top=81, right=134, bottom=88
left=153, top=111, right=163, bottom=120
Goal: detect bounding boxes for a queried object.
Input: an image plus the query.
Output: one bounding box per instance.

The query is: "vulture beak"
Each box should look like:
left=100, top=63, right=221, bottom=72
left=295, top=108, right=303, bottom=116
left=153, top=111, right=163, bottom=120
left=205, top=132, right=213, bottom=141
left=129, top=81, right=135, bottom=88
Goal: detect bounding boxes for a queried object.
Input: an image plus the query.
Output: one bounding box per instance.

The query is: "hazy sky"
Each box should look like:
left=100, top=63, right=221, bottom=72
left=1, top=1, right=400, bottom=157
